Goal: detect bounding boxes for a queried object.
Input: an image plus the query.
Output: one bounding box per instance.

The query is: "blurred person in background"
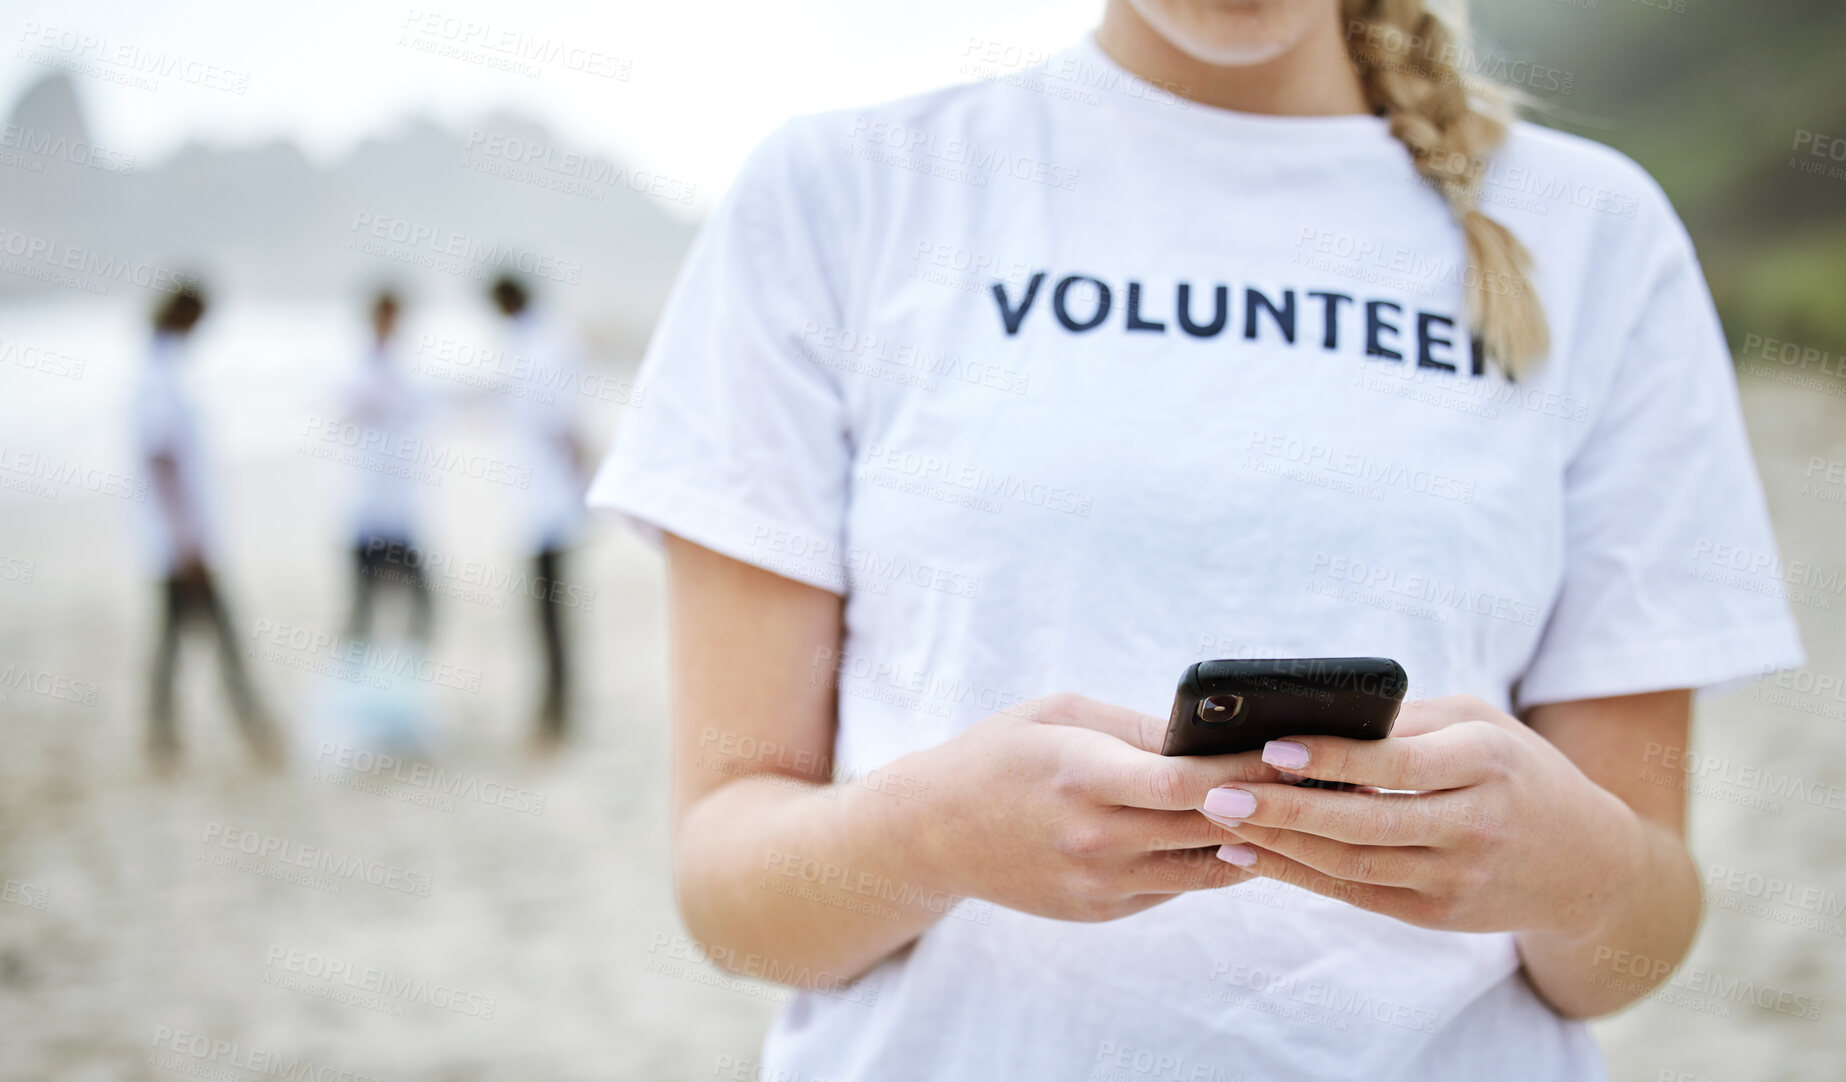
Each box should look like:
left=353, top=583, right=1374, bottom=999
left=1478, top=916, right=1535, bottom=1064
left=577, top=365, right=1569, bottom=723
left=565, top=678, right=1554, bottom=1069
left=488, top=273, right=589, bottom=748
left=587, top=0, right=1804, bottom=1079
left=343, top=288, right=433, bottom=646
left=137, top=282, right=281, bottom=774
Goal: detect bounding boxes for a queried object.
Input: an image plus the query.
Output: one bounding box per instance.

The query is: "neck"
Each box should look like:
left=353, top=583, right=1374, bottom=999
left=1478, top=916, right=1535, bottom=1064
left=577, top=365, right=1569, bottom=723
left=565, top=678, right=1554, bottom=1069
left=1093, top=0, right=1369, bottom=117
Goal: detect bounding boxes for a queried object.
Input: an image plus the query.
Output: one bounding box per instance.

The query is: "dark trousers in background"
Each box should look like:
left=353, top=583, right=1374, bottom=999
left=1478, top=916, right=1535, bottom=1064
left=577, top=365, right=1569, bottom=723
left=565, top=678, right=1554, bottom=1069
left=532, top=547, right=570, bottom=738
left=148, top=567, right=270, bottom=751
left=349, top=535, right=432, bottom=644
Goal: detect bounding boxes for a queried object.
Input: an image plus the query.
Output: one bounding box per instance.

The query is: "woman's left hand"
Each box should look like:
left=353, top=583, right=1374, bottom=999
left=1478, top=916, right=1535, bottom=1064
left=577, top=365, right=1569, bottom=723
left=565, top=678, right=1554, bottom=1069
left=1200, top=694, right=1645, bottom=939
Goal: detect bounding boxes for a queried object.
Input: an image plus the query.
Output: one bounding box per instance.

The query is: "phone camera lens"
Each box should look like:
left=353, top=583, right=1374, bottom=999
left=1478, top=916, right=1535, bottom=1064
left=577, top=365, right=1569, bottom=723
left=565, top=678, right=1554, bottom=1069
left=1196, top=694, right=1245, bottom=725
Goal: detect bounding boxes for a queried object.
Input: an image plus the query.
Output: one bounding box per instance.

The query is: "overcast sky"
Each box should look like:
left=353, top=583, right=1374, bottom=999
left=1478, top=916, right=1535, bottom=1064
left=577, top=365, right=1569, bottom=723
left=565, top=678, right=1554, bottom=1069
left=4, top=0, right=1103, bottom=216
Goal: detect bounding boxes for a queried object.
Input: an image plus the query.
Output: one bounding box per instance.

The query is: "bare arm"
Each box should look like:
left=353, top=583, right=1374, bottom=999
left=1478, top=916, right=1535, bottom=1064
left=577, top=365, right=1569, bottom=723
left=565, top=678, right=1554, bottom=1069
left=664, top=534, right=946, bottom=986
left=1516, top=690, right=1700, bottom=1017
left=662, top=533, right=1271, bottom=987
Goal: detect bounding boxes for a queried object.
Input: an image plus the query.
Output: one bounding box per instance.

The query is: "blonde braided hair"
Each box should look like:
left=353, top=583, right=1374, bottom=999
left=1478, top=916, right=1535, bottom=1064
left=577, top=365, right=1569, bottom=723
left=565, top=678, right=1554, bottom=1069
left=1342, top=0, right=1548, bottom=377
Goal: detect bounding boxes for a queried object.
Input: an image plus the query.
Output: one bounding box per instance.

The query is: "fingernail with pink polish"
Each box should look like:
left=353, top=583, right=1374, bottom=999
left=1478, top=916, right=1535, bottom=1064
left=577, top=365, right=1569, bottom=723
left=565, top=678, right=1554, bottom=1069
left=1202, top=787, right=1256, bottom=819
left=1200, top=810, right=1244, bottom=829
left=1262, top=740, right=1309, bottom=770
left=1217, top=844, right=1258, bottom=867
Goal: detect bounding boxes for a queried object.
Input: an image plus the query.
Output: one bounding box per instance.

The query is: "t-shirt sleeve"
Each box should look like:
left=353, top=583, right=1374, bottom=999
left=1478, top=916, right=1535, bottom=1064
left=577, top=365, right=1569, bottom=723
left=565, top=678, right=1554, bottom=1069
left=584, top=120, right=855, bottom=594
left=1515, top=240, right=1805, bottom=710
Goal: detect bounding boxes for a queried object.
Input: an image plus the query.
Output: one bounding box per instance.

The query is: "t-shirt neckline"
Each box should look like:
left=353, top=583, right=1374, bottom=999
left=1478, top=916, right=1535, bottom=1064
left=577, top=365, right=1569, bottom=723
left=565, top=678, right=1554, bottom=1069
left=1064, top=32, right=1400, bottom=152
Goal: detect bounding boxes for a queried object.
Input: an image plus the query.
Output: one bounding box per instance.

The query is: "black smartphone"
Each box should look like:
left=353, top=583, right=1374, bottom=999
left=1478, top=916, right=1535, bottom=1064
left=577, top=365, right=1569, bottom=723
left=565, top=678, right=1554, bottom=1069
left=1161, top=658, right=1407, bottom=762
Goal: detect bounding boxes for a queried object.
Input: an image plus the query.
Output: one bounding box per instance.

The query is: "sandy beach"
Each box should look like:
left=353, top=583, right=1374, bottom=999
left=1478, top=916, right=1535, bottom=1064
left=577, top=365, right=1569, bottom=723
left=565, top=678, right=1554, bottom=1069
left=0, top=297, right=1841, bottom=1081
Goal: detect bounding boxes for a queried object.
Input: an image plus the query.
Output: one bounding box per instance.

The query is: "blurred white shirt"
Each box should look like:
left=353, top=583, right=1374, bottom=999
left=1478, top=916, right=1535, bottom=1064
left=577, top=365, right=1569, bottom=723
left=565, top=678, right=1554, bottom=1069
left=499, top=309, right=585, bottom=554
left=133, top=332, right=217, bottom=575
left=343, top=342, right=429, bottom=544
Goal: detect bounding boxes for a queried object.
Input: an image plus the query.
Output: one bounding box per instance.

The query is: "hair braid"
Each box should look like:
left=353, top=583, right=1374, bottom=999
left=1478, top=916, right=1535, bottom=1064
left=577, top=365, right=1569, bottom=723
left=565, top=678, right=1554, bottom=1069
left=1342, top=0, right=1549, bottom=377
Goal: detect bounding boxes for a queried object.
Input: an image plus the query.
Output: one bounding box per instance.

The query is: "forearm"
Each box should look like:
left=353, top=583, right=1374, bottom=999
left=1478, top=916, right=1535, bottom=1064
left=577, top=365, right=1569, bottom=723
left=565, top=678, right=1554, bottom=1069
left=1516, top=807, right=1702, bottom=1018
left=674, top=754, right=950, bottom=988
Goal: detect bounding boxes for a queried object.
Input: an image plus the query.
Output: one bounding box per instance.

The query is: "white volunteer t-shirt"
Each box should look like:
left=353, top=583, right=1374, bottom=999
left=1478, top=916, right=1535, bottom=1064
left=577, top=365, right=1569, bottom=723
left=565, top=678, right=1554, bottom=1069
left=588, top=36, right=1803, bottom=1082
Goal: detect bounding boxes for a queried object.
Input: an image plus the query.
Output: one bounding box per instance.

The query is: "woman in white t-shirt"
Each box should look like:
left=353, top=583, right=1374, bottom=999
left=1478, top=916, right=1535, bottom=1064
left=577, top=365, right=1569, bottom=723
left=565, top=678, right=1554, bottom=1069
left=590, top=2, right=1803, bottom=1079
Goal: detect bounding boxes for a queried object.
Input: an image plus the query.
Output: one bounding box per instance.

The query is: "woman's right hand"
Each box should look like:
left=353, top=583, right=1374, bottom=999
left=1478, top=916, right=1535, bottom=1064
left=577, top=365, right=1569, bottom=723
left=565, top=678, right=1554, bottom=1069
left=905, top=692, right=1284, bottom=922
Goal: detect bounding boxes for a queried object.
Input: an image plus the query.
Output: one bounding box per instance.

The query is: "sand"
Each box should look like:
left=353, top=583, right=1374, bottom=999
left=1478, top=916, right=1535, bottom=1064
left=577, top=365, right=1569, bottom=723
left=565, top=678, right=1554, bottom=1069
left=0, top=297, right=1841, bottom=1081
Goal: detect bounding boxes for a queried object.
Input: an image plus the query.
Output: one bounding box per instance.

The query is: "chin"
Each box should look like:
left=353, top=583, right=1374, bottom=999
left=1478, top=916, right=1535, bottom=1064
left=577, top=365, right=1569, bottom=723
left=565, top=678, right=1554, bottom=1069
left=1125, top=0, right=1325, bottom=66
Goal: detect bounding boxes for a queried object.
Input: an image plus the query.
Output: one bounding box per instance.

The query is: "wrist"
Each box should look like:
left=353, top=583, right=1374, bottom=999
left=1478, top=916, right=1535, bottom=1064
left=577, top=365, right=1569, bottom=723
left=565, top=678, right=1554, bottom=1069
left=1529, top=792, right=1657, bottom=946
left=843, top=744, right=962, bottom=906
